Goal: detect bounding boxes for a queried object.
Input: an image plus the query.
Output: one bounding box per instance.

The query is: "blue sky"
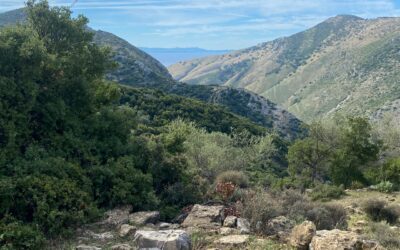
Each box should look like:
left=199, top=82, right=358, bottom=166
left=2, top=0, right=400, bottom=49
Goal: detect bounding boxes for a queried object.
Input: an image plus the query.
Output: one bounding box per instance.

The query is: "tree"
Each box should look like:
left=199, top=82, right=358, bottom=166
left=329, top=117, right=380, bottom=187
left=288, top=122, right=332, bottom=186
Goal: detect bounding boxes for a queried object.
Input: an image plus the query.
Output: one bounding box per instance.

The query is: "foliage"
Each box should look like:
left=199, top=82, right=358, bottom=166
left=367, top=222, right=400, bottom=250
left=309, top=184, right=345, bottom=201
left=216, top=171, right=249, bottom=188
left=239, top=190, right=280, bottom=234
left=372, top=181, right=395, bottom=193
left=362, top=199, right=400, bottom=224
left=306, top=204, right=347, bottom=230
left=0, top=219, right=45, bottom=250
left=288, top=116, right=381, bottom=188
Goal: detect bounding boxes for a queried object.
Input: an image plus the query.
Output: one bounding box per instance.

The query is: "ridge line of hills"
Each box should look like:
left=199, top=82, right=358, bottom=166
left=168, top=14, right=400, bottom=121
left=0, top=8, right=304, bottom=140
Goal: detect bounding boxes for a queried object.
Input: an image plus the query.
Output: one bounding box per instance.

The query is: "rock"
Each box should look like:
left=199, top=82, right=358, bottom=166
left=76, top=245, right=101, bottom=250
left=86, top=231, right=114, bottom=241
left=215, top=235, right=249, bottom=247
left=181, top=204, right=224, bottom=228
left=289, top=221, right=316, bottom=250
left=119, top=224, right=136, bottom=237
left=111, top=244, right=132, bottom=250
left=223, top=216, right=237, bottom=228
left=266, top=216, right=294, bottom=236
left=129, top=211, right=160, bottom=226
left=134, top=230, right=191, bottom=250
left=236, top=218, right=251, bottom=234
left=310, top=230, right=383, bottom=250
left=159, top=222, right=172, bottom=229
left=219, top=227, right=239, bottom=235
left=103, top=205, right=132, bottom=226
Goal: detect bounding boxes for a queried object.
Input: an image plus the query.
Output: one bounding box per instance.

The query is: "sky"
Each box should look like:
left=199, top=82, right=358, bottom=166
left=1, top=0, right=400, bottom=50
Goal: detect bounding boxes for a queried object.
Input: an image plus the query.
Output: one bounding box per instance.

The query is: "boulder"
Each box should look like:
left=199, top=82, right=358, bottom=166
left=181, top=205, right=224, bottom=228
left=76, top=245, right=101, bottom=250
left=129, top=211, right=160, bottom=226
left=111, top=244, right=132, bottom=250
left=289, top=221, right=316, bottom=250
left=119, top=224, right=136, bottom=237
left=134, top=230, right=191, bottom=250
left=236, top=218, right=251, bottom=234
left=159, top=222, right=172, bottom=229
left=85, top=231, right=114, bottom=241
left=219, top=227, right=239, bottom=235
left=266, top=216, right=294, bottom=236
left=223, top=216, right=237, bottom=228
left=215, top=235, right=249, bottom=247
left=310, top=230, right=383, bottom=250
left=103, top=205, right=132, bottom=226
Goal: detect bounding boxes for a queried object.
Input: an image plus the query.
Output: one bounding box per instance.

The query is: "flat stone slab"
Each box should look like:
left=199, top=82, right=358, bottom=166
left=134, top=230, right=191, bottom=250
left=215, top=235, right=250, bottom=246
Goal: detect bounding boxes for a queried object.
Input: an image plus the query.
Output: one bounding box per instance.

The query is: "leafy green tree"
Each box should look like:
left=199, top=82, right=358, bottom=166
left=288, top=122, right=331, bottom=186
left=330, top=117, right=380, bottom=187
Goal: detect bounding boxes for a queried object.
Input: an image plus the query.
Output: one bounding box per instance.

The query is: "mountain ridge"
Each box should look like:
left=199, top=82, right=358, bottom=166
left=169, top=15, right=400, bottom=121
left=0, top=8, right=304, bottom=139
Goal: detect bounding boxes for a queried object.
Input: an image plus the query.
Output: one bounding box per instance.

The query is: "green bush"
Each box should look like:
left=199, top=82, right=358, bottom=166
left=309, top=184, right=345, bottom=201
left=1, top=175, right=97, bottom=236
left=306, top=204, right=347, bottom=230
left=362, top=199, right=400, bottom=224
left=216, top=171, right=249, bottom=188
left=239, top=190, right=280, bottom=234
left=373, top=181, right=395, bottom=193
left=0, top=220, right=45, bottom=250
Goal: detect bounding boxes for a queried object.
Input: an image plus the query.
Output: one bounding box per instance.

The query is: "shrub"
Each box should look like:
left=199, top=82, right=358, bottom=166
left=380, top=205, right=400, bottom=224
left=309, top=184, right=345, bottom=201
left=368, top=222, right=400, bottom=250
left=1, top=175, right=97, bottom=236
left=216, top=171, right=249, bottom=188
left=306, top=204, right=347, bottom=230
left=362, top=199, right=400, bottom=224
left=0, top=220, right=45, bottom=250
left=239, top=190, right=280, bottom=234
left=373, top=181, right=395, bottom=193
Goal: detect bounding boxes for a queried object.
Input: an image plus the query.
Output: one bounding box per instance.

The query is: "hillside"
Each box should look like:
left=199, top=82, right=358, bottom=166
left=0, top=8, right=175, bottom=87
left=0, top=8, right=303, bottom=139
left=169, top=15, right=400, bottom=121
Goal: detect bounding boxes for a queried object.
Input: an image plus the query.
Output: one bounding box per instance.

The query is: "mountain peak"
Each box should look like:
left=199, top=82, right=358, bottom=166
left=325, top=14, right=364, bottom=23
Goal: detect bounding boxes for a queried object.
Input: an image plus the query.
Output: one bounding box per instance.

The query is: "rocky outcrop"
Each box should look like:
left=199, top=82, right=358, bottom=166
left=181, top=204, right=224, bottom=228
left=310, top=230, right=382, bottom=250
left=215, top=235, right=250, bottom=247
left=129, top=211, right=160, bottom=226
left=134, top=230, right=191, bottom=250
left=223, top=215, right=237, bottom=228
left=118, top=224, right=136, bottom=237
left=266, top=216, right=294, bottom=236
left=76, top=245, right=101, bottom=250
left=236, top=218, right=251, bottom=234
left=111, top=244, right=133, bottom=250
left=289, top=221, right=316, bottom=250
left=103, top=206, right=132, bottom=226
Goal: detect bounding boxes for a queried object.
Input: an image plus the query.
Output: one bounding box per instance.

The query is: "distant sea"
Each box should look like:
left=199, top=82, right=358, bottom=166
left=140, top=47, right=231, bottom=66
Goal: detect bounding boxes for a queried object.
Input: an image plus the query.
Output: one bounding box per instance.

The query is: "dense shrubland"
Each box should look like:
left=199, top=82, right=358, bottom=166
left=1, top=1, right=400, bottom=249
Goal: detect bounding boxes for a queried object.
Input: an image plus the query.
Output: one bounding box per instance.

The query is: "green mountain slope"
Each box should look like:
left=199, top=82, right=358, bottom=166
left=0, top=8, right=303, bottom=139
left=169, top=15, right=400, bottom=121
left=0, top=8, right=175, bottom=86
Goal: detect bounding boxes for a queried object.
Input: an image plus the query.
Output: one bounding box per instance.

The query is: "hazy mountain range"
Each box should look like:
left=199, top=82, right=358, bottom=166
left=169, top=15, right=400, bottom=121
left=140, top=47, right=231, bottom=66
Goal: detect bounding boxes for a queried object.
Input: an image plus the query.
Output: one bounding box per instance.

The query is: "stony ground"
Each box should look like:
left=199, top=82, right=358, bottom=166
left=48, top=190, right=400, bottom=250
